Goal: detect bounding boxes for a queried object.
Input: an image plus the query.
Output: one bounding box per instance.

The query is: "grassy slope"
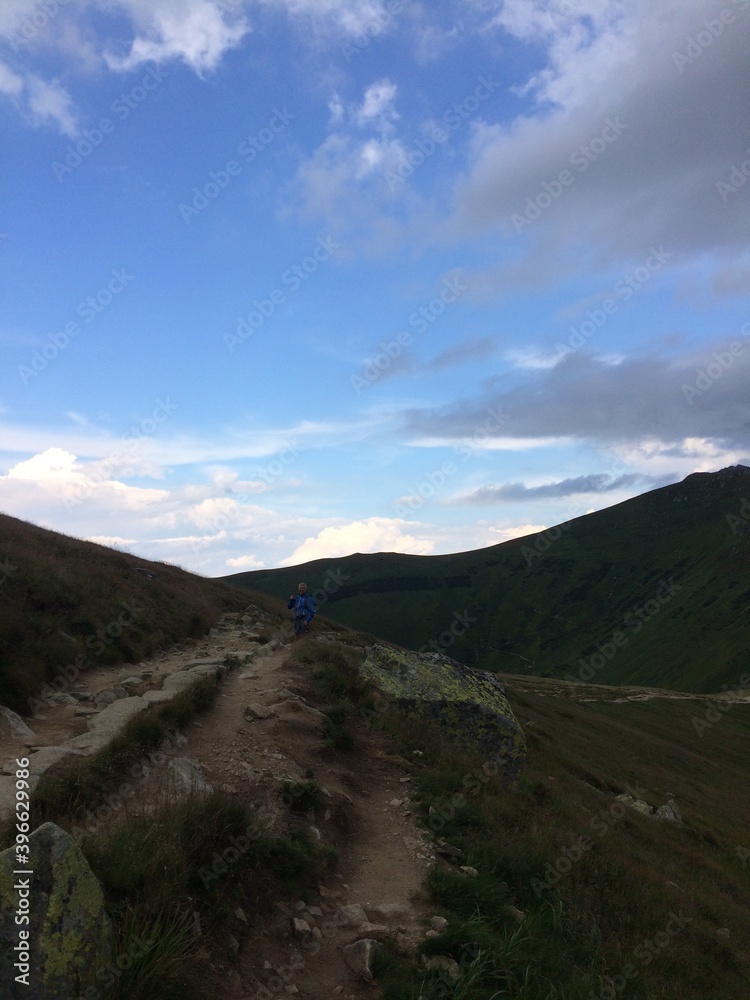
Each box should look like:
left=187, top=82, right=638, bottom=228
left=0, top=512, right=250, bottom=714
left=385, top=678, right=750, bottom=999
left=221, top=466, right=750, bottom=693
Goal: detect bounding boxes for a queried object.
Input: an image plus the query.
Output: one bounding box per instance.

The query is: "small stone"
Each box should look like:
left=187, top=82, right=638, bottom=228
left=365, top=902, right=411, bottom=922
left=717, top=927, right=731, bottom=939
left=292, top=918, right=312, bottom=936
left=425, top=929, right=439, bottom=939
left=436, top=842, right=463, bottom=860
left=335, top=904, right=369, bottom=927
left=459, top=866, right=479, bottom=877
left=235, top=906, right=247, bottom=923
left=505, top=906, right=525, bottom=924
left=245, top=703, right=276, bottom=721
left=307, top=906, right=323, bottom=917
left=342, top=939, right=380, bottom=981
left=430, top=915, right=448, bottom=932
left=389, top=798, right=403, bottom=807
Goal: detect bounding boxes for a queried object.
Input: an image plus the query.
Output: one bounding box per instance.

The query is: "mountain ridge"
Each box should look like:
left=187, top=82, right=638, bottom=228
left=221, top=466, right=750, bottom=693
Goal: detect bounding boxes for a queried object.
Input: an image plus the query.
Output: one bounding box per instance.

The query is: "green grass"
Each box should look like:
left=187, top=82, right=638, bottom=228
left=283, top=641, right=750, bottom=999
left=0, top=511, right=258, bottom=714
left=222, top=466, right=750, bottom=693
left=83, top=793, right=337, bottom=998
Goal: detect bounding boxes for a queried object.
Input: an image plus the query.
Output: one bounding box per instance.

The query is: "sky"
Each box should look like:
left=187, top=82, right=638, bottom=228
left=1, top=0, right=749, bottom=577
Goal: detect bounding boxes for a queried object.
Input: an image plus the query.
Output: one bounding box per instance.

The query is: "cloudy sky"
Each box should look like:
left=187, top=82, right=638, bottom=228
left=1, top=0, right=749, bottom=576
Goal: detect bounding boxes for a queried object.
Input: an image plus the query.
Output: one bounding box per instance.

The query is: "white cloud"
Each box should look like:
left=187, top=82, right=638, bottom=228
left=226, top=554, right=265, bottom=568
left=103, top=0, right=250, bottom=73
left=8, top=448, right=85, bottom=482
left=0, top=59, right=23, bottom=97
left=280, top=516, right=436, bottom=564
left=26, top=74, right=78, bottom=134
left=355, top=78, right=398, bottom=128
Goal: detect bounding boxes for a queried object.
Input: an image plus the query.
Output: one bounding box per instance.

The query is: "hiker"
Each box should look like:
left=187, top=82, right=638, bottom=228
left=288, top=582, right=315, bottom=639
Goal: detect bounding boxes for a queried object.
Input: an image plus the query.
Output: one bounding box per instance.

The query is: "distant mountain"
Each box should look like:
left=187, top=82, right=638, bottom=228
left=221, top=466, right=750, bottom=693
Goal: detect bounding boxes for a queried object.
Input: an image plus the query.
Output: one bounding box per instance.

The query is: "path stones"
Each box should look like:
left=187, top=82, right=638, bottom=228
left=65, top=696, right=149, bottom=753
left=0, top=706, right=38, bottom=743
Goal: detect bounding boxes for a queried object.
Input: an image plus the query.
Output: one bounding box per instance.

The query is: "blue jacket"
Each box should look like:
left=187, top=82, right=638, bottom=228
left=288, top=593, right=315, bottom=622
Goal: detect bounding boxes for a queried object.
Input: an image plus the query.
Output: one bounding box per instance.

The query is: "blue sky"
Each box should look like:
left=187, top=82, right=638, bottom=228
left=1, top=0, right=749, bottom=576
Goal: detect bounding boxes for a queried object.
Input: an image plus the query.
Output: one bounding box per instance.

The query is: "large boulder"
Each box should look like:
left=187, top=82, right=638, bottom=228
left=0, top=822, right=114, bottom=999
left=360, top=646, right=526, bottom=778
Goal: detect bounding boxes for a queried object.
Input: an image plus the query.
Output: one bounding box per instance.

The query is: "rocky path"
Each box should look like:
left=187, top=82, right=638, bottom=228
left=1, top=609, right=441, bottom=999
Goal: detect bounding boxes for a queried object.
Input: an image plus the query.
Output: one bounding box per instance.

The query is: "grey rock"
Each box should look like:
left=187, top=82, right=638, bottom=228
left=615, top=793, right=654, bottom=816
left=245, top=703, right=276, bottom=721
left=94, top=688, right=118, bottom=707
left=335, top=903, right=370, bottom=927
left=655, top=799, right=683, bottom=823
left=365, top=902, right=412, bottom=923
left=26, top=746, right=83, bottom=776
left=0, top=706, right=38, bottom=743
left=359, top=646, right=526, bottom=779
left=166, top=758, right=213, bottom=797
left=0, top=822, right=114, bottom=999
left=342, top=939, right=381, bottom=980
left=65, top=696, right=149, bottom=753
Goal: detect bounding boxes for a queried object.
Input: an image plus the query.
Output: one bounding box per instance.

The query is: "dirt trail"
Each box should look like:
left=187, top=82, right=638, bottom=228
left=178, top=637, right=437, bottom=999
left=2, top=615, right=439, bottom=999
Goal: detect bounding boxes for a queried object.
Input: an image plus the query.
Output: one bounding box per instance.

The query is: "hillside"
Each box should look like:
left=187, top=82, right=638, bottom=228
left=2, top=611, right=748, bottom=999
left=0, top=512, right=250, bottom=715
left=222, top=466, right=750, bottom=694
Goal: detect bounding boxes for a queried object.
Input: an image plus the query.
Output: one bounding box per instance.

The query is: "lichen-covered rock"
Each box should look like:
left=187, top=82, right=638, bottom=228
left=359, top=646, right=526, bottom=778
left=0, top=822, right=114, bottom=999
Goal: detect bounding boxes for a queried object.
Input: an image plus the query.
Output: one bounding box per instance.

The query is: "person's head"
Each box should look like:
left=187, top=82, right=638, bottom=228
left=298, top=582, right=307, bottom=594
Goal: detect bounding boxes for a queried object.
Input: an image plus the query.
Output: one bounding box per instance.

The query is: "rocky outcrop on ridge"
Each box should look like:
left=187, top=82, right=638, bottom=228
left=359, top=645, right=527, bottom=779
